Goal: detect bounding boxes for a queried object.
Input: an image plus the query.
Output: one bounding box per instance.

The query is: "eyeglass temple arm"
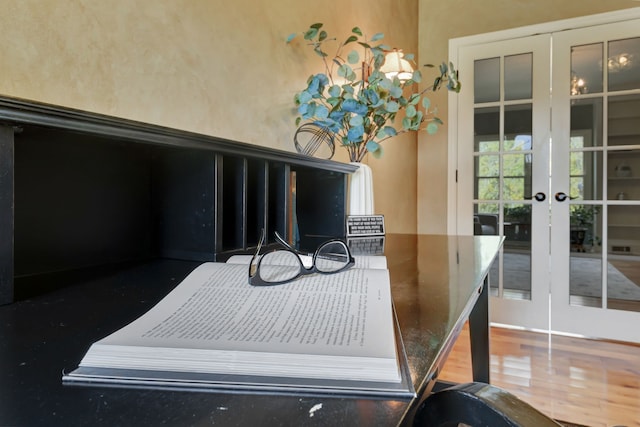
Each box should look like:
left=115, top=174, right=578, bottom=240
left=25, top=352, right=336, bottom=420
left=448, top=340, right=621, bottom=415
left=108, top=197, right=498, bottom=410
left=274, top=231, right=296, bottom=252
left=253, top=229, right=266, bottom=254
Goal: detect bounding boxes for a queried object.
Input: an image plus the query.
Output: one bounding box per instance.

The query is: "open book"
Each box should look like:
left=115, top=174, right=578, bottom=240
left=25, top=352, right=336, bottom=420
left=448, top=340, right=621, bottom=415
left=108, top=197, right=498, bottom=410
left=63, top=255, right=414, bottom=398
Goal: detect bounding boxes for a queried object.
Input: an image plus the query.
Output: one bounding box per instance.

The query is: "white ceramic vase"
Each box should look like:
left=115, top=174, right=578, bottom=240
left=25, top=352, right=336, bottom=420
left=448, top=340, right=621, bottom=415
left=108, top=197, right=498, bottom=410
left=348, top=162, right=375, bottom=215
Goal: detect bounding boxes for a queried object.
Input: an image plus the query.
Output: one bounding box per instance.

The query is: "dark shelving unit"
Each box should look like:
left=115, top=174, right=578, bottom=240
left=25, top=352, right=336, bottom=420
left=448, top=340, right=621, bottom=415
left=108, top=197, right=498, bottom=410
left=0, top=96, right=355, bottom=304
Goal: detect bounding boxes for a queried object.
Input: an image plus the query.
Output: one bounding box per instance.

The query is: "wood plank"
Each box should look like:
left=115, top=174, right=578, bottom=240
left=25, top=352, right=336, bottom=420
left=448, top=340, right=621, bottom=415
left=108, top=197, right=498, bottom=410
left=440, top=324, right=640, bottom=427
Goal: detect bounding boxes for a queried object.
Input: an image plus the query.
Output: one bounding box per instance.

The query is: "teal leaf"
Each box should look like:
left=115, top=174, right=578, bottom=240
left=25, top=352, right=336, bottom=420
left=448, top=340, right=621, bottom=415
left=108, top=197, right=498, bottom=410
left=389, top=85, right=403, bottom=98
left=307, top=76, right=320, bottom=95
left=422, top=97, right=431, bottom=109
left=371, top=98, right=384, bottom=108
left=372, top=145, right=383, bottom=159
left=404, top=53, right=415, bottom=61
left=366, top=140, right=379, bottom=152
left=384, top=126, right=397, bottom=137
left=304, top=28, right=318, bottom=40
left=347, top=125, right=364, bottom=142
left=316, top=105, right=329, bottom=119
left=406, top=105, right=417, bottom=118
left=342, top=99, right=368, bottom=115
left=412, top=70, right=422, bottom=83
left=342, top=84, right=354, bottom=95
left=299, top=90, right=312, bottom=103
left=370, top=46, right=383, bottom=57
left=371, top=32, right=384, bottom=42
left=379, top=78, right=393, bottom=90
left=426, top=122, right=439, bottom=134
left=298, top=103, right=309, bottom=117
left=344, top=35, right=358, bottom=44
left=286, top=33, right=297, bottom=43
left=347, top=50, right=360, bottom=64
left=366, top=140, right=382, bottom=158
left=337, top=64, right=352, bottom=79
left=328, top=85, right=341, bottom=97
left=402, top=116, right=411, bottom=130
left=349, top=115, right=364, bottom=126
left=385, top=101, right=399, bottom=113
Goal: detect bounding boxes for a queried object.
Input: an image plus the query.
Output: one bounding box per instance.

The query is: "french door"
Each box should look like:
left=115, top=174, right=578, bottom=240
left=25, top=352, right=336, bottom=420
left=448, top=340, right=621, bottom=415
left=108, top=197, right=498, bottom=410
left=454, top=12, right=640, bottom=342
left=551, top=19, right=640, bottom=342
left=457, top=35, right=551, bottom=331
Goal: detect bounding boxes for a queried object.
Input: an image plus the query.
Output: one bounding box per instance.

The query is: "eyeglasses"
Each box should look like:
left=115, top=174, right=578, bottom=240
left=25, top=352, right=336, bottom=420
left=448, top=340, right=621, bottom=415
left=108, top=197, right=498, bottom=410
left=248, top=230, right=355, bottom=286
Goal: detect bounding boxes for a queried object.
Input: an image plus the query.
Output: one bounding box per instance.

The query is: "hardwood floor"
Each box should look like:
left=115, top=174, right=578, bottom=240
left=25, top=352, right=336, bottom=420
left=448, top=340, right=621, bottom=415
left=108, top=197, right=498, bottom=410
left=439, top=324, right=640, bottom=427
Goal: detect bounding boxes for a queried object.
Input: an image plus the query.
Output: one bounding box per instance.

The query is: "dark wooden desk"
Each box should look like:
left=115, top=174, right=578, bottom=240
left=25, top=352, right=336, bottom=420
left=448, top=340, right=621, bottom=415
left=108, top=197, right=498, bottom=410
left=0, top=234, right=501, bottom=426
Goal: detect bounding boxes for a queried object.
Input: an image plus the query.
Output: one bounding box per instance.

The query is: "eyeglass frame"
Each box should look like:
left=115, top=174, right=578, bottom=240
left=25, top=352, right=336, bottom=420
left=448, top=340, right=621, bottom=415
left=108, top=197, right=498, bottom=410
left=248, top=229, right=355, bottom=286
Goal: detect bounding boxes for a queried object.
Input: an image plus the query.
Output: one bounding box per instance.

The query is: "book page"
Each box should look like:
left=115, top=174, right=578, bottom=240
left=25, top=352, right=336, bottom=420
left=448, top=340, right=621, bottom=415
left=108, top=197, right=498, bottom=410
left=93, top=263, right=396, bottom=361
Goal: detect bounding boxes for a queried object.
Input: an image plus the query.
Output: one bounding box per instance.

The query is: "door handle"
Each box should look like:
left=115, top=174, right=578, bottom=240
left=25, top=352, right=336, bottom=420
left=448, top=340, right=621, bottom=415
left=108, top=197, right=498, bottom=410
left=524, top=192, right=546, bottom=202
left=555, top=192, right=568, bottom=202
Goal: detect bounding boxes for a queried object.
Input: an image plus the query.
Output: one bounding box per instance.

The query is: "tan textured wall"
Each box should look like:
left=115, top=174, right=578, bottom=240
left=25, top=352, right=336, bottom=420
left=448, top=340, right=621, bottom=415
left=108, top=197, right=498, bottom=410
left=417, top=0, right=640, bottom=234
left=8, top=1, right=633, bottom=236
left=0, top=0, right=418, bottom=233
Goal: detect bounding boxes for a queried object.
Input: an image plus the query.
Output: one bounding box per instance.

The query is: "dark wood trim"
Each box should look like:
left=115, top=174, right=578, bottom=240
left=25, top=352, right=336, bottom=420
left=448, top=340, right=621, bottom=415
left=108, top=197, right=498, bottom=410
left=0, top=125, right=14, bottom=304
left=0, top=95, right=357, bottom=174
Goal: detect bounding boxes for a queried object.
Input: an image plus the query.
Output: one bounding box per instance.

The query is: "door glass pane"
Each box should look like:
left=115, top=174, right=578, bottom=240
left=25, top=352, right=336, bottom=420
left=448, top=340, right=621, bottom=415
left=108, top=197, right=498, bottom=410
left=608, top=37, right=640, bottom=91
left=502, top=203, right=532, bottom=300
left=608, top=94, right=640, bottom=147
left=504, top=104, right=533, bottom=200
left=505, top=53, right=532, bottom=100
left=607, top=150, right=640, bottom=200
left=570, top=151, right=603, bottom=200
left=502, top=154, right=532, bottom=201
left=474, top=203, right=499, bottom=236
left=474, top=57, right=500, bottom=103
left=608, top=149, right=640, bottom=201
left=504, top=104, right=532, bottom=150
left=474, top=107, right=499, bottom=151
left=607, top=205, right=640, bottom=312
left=474, top=155, right=499, bottom=199
left=570, top=204, right=603, bottom=307
left=571, top=43, right=603, bottom=95
left=571, top=98, right=603, bottom=147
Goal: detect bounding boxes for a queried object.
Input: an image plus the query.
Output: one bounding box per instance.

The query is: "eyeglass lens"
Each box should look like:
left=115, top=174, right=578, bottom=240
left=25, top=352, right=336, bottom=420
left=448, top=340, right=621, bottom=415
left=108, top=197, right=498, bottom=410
left=257, top=251, right=301, bottom=283
left=255, top=241, right=351, bottom=284
left=315, top=241, right=350, bottom=273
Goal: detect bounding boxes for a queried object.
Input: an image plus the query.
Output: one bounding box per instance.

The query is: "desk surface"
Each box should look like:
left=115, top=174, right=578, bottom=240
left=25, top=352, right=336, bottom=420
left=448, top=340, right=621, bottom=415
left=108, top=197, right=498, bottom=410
left=0, top=234, right=501, bottom=426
